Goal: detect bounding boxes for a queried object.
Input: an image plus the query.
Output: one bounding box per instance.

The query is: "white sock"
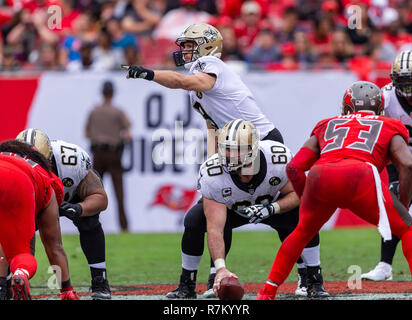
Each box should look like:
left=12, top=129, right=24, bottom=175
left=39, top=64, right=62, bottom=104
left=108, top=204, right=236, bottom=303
left=182, top=252, right=202, bottom=271
left=301, top=245, right=321, bottom=267
left=89, top=262, right=106, bottom=269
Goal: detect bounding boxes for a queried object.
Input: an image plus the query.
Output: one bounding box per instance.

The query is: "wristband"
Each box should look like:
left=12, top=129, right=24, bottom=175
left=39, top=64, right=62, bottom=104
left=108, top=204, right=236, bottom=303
left=214, top=258, right=226, bottom=271
left=271, top=202, right=281, bottom=214
left=144, top=69, right=154, bottom=81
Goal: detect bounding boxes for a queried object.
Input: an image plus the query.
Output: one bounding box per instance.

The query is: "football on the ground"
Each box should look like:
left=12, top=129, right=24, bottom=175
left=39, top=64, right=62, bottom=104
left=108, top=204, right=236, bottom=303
left=216, top=277, right=244, bottom=300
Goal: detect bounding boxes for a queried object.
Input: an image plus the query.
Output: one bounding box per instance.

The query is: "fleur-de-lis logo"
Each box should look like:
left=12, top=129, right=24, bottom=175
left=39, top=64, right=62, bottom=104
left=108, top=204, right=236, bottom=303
left=204, top=28, right=218, bottom=42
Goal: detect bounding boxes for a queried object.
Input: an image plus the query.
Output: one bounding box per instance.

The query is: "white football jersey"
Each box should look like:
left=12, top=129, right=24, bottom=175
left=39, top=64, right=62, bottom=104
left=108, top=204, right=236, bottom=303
left=51, top=140, right=92, bottom=202
left=188, top=56, right=275, bottom=138
left=383, top=83, right=412, bottom=151
left=197, top=140, right=291, bottom=217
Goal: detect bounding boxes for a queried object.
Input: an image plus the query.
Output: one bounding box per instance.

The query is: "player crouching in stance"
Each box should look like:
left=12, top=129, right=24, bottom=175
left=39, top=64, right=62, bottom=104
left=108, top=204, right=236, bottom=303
left=12, top=129, right=111, bottom=300
left=0, top=140, right=79, bottom=300
left=167, top=119, right=328, bottom=299
left=257, top=81, right=412, bottom=300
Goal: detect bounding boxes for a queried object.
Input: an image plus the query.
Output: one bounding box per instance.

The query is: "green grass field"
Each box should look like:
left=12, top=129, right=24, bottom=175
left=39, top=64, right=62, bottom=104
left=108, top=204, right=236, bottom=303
left=30, top=227, right=410, bottom=291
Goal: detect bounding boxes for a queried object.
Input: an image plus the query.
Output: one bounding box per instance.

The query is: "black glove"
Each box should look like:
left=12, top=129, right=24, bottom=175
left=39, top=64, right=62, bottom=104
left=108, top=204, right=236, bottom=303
left=59, top=202, right=82, bottom=222
left=389, top=180, right=400, bottom=198
left=121, top=65, right=154, bottom=80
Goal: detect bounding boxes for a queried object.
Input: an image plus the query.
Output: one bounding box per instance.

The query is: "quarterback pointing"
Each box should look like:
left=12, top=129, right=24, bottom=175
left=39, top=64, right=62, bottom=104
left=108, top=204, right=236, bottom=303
left=122, top=23, right=283, bottom=149
left=15, top=129, right=112, bottom=299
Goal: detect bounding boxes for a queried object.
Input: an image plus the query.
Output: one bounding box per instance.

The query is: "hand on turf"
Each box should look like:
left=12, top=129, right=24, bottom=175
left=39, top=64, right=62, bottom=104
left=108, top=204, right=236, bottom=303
left=243, top=204, right=274, bottom=224
left=59, top=202, right=82, bottom=222
left=61, top=290, right=80, bottom=300
left=213, top=268, right=238, bottom=294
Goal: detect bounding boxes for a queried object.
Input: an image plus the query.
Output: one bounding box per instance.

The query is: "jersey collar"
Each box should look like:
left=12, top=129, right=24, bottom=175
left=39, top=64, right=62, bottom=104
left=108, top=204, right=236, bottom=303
left=230, top=150, right=267, bottom=195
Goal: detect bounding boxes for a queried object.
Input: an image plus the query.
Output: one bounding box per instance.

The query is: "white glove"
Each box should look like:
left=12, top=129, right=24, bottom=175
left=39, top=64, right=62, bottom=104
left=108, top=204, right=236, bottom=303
left=243, top=203, right=279, bottom=224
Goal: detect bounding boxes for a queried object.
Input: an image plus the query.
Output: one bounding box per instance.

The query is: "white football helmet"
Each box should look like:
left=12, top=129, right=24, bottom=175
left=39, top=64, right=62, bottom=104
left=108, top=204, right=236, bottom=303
left=217, top=119, right=260, bottom=173
left=16, top=128, right=53, bottom=160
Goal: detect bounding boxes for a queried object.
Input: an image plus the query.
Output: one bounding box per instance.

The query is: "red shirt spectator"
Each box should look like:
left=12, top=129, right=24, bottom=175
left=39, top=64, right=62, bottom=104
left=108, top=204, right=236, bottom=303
left=49, top=0, right=81, bottom=37
left=383, top=31, right=412, bottom=50
left=222, top=0, right=270, bottom=19
left=307, top=17, right=333, bottom=57
left=266, top=42, right=299, bottom=71
left=21, top=0, right=60, bottom=13
left=233, top=1, right=267, bottom=54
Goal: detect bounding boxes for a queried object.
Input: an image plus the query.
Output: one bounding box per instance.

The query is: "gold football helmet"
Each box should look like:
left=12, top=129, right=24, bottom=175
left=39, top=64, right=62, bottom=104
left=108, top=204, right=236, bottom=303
left=217, top=119, right=260, bottom=172
left=16, top=128, right=53, bottom=160
left=391, top=50, right=412, bottom=98
left=173, top=23, right=223, bottom=68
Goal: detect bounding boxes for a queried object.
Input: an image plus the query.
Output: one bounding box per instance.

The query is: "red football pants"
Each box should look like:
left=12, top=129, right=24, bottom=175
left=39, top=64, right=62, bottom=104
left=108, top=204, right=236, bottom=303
left=0, top=162, right=37, bottom=278
left=268, top=159, right=412, bottom=285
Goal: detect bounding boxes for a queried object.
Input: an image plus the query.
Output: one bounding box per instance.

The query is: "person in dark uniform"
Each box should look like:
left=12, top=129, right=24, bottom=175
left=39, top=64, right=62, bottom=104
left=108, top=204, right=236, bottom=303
left=85, top=80, right=132, bottom=232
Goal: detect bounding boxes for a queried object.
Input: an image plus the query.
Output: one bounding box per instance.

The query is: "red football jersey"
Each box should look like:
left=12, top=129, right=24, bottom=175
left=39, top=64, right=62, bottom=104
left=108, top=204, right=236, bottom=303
left=311, top=112, right=409, bottom=172
left=0, top=154, right=54, bottom=216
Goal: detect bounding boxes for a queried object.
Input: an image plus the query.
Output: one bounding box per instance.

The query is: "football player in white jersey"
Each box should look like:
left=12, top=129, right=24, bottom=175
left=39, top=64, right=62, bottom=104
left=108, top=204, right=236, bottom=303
left=123, top=23, right=288, bottom=297
left=15, top=129, right=112, bottom=299
left=361, top=51, right=412, bottom=282
left=166, top=120, right=328, bottom=299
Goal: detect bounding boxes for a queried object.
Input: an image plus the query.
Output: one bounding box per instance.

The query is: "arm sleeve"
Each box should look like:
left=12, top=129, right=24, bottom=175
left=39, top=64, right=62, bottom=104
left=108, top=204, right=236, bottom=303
left=286, top=147, right=319, bottom=198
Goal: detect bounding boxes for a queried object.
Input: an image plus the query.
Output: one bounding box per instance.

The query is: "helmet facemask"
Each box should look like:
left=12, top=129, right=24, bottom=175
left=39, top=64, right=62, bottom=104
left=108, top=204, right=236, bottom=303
left=391, top=73, right=412, bottom=98
left=218, top=144, right=257, bottom=173
left=217, top=120, right=260, bottom=175
left=173, top=39, right=202, bottom=68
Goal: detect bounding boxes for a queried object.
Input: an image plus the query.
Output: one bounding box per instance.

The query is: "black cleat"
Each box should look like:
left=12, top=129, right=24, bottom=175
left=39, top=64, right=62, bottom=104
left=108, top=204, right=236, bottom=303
left=295, top=268, right=308, bottom=296
left=202, top=273, right=216, bottom=298
left=166, top=273, right=197, bottom=299
left=91, top=276, right=111, bottom=300
left=306, top=266, right=330, bottom=298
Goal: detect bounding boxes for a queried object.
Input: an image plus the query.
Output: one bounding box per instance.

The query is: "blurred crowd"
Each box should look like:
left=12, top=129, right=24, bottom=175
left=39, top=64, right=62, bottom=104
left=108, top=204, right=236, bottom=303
left=0, top=0, right=411, bottom=84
